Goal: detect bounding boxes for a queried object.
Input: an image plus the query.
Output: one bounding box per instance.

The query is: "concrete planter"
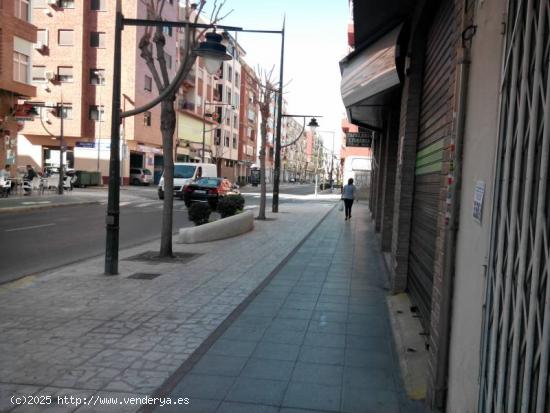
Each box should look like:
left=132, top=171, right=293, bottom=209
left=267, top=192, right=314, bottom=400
left=177, top=210, right=254, bottom=244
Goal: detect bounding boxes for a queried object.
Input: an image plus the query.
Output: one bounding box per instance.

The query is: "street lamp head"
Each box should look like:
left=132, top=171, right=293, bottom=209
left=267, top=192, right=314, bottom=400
left=308, top=117, right=319, bottom=132
left=194, top=32, right=233, bottom=75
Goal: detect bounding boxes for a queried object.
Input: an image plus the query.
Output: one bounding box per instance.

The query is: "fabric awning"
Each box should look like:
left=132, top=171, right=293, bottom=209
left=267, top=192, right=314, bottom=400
left=340, top=24, right=402, bottom=130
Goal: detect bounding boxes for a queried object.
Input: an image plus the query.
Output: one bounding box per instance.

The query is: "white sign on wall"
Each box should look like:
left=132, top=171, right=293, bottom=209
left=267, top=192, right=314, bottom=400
left=473, top=180, right=485, bottom=224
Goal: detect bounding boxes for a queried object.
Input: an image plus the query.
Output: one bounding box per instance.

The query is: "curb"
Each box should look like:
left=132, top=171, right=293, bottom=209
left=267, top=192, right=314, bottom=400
left=139, top=203, right=337, bottom=413
left=0, top=200, right=101, bottom=214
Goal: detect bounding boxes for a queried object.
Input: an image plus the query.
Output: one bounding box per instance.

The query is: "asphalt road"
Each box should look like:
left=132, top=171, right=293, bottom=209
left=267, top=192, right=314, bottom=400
left=0, top=183, right=316, bottom=284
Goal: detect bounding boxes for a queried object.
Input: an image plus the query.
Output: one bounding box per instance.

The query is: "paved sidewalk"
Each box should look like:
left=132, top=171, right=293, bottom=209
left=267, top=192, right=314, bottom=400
left=152, top=204, right=425, bottom=412
left=0, top=201, right=334, bottom=413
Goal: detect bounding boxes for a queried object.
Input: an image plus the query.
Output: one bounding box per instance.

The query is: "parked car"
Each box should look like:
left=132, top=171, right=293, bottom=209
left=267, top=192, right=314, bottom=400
left=130, top=168, right=153, bottom=185
left=158, top=162, right=217, bottom=199
left=183, top=177, right=240, bottom=210
left=289, top=178, right=296, bottom=183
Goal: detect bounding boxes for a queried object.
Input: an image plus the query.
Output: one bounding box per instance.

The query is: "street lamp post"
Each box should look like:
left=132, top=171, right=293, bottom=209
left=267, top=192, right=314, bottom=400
left=94, top=71, right=104, bottom=174
left=29, top=101, right=66, bottom=194
left=278, top=115, right=320, bottom=195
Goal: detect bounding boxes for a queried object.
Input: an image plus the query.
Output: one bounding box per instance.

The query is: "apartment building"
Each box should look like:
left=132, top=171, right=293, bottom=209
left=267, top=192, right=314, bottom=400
left=210, top=32, right=243, bottom=181
left=0, top=0, right=37, bottom=170
left=237, top=60, right=258, bottom=185
left=174, top=7, right=218, bottom=164
left=281, top=116, right=305, bottom=182
left=19, top=0, right=178, bottom=184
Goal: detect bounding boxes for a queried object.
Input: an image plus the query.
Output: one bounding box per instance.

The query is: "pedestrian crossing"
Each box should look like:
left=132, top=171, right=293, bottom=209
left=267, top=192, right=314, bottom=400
left=98, top=199, right=259, bottom=212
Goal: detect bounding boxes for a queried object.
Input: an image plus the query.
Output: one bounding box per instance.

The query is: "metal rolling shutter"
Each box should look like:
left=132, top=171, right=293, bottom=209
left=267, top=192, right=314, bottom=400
left=408, top=0, right=456, bottom=330
left=479, top=0, right=550, bottom=411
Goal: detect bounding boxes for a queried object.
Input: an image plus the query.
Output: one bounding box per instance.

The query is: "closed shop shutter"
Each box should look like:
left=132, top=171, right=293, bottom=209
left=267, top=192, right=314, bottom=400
left=479, top=0, right=550, bottom=411
left=408, top=0, right=456, bottom=330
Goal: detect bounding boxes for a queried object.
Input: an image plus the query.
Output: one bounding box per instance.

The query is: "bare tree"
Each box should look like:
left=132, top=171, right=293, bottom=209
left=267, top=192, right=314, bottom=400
left=251, top=67, right=277, bottom=220
left=138, top=0, right=229, bottom=256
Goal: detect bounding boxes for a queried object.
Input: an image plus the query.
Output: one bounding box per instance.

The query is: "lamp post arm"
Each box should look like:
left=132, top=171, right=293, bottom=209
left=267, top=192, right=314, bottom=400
left=281, top=116, right=305, bottom=149
left=37, top=107, right=56, bottom=137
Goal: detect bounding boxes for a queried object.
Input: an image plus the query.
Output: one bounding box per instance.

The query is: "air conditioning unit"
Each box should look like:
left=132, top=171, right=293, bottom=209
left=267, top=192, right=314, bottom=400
left=34, top=41, right=45, bottom=51
left=45, top=71, right=55, bottom=81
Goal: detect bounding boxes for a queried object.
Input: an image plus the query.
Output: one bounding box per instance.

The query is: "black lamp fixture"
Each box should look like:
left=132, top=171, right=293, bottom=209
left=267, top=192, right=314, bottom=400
left=194, top=32, right=233, bottom=75
left=308, top=117, right=319, bottom=130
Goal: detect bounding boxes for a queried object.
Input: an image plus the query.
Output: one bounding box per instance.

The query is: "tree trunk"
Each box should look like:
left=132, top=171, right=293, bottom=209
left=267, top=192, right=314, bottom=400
left=159, top=96, right=176, bottom=257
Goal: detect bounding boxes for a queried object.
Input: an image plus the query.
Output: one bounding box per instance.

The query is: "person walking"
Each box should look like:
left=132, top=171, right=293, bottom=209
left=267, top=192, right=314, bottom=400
left=341, top=178, right=357, bottom=221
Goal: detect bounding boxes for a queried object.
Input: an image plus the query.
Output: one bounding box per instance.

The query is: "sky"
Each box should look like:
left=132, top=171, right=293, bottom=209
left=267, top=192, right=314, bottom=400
left=200, top=0, right=350, bottom=155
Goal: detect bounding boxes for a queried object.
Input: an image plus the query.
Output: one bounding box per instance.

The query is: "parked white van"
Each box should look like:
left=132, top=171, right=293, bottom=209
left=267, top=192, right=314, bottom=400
left=158, top=162, right=217, bottom=200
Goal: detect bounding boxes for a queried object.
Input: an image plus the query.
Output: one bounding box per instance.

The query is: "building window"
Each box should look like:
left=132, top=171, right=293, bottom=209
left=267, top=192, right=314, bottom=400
left=144, top=111, right=151, bottom=126
left=89, top=105, right=104, bottom=121
left=59, top=0, right=75, bottom=8
left=144, top=75, right=152, bottom=91
left=91, top=0, right=106, bottom=11
left=59, top=104, right=73, bottom=119
left=162, top=26, right=172, bottom=37
left=215, top=129, right=221, bottom=145
left=58, top=30, right=74, bottom=46
left=90, top=69, right=105, bottom=85
left=165, top=53, right=172, bottom=70
left=90, top=31, right=105, bottom=48
left=57, top=66, right=73, bottom=82
left=228, top=66, right=232, bottom=83
left=232, top=135, right=237, bottom=149
left=13, top=51, right=29, bottom=83
left=32, top=65, right=46, bottom=83
left=37, top=29, right=49, bottom=47
left=15, top=0, right=30, bottom=22
left=235, top=72, right=240, bottom=86
left=224, top=136, right=230, bottom=147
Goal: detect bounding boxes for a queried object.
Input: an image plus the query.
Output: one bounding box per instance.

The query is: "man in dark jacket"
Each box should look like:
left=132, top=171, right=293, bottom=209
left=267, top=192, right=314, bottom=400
left=23, top=165, right=37, bottom=194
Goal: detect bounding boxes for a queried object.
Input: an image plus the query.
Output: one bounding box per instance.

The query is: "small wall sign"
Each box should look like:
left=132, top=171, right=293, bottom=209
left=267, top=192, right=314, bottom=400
left=473, top=180, right=485, bottom=224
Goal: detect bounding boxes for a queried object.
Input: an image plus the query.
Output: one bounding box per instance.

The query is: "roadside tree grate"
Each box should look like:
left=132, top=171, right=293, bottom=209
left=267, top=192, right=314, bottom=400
left=124, top=251, right=201, bottom=264
left=128, top=272, right=162, bottom=280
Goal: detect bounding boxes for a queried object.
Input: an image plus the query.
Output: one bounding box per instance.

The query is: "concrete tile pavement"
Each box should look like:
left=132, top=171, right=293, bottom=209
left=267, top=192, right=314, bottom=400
left=0, top=201, right=333, bottom=412
left=152, top=204, right=426, bottom=413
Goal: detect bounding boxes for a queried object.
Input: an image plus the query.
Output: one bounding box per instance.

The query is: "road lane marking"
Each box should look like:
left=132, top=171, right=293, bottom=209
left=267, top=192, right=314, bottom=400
left=21, top=201, right=52, bottom=205
left=5, top=223, right=56, bottom=232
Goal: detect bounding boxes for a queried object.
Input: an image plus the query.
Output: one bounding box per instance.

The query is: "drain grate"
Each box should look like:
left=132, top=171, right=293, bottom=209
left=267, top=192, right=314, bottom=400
left=128, top=272, right=162, bottom=280
left=124, top=251, right=201, bottom=264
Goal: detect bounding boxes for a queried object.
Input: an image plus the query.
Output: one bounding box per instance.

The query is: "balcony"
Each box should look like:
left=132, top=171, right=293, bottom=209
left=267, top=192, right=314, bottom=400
left=183, top=67, right=196, bottom=87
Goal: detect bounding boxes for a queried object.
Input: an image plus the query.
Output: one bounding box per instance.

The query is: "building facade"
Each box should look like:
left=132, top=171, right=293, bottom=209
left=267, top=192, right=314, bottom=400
left=341, top=0, right=550, bottom=411
left=211, top=32, right=243, bottom=182
left=237, top=60, right=258, bottom=185
left=0, top=0, right=37, bottom=172
left=281, top=116, right=306, bottom=182
left=18, top=0, right=179, bottom=184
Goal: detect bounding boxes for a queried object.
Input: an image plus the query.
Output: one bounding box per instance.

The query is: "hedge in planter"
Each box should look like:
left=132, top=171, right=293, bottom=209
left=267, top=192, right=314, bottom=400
left=217, top=194, right=245, bottom=218
left=188, top=203, right=212, bottom=226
